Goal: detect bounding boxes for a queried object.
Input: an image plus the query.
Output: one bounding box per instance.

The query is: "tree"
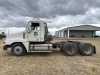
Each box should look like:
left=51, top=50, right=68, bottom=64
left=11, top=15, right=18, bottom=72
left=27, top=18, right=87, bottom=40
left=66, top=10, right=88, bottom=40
left=0, top=32, right=6, bottom=39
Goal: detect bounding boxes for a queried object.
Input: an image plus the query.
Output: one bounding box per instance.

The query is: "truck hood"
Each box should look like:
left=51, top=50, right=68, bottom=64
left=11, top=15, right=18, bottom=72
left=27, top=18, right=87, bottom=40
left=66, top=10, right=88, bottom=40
left=5, top=32, right=27, bottom=45
left=6, top=32, right=24, bottom=39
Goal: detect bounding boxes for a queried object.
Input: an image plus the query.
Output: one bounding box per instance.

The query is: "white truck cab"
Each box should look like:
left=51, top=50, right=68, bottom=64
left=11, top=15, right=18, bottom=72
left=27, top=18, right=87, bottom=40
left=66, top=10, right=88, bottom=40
left=25, top=20, right=46, bottom=42
left=3, top=19, right=52, bottom=56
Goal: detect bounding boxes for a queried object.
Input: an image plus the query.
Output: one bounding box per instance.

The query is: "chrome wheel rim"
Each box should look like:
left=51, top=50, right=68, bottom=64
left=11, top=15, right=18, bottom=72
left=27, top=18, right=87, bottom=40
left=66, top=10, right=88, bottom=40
left=84, top=46, right=92, bottom=54
left=14, top=46, right=23, bottom=55
left=67, top=46, right=75, bottom=54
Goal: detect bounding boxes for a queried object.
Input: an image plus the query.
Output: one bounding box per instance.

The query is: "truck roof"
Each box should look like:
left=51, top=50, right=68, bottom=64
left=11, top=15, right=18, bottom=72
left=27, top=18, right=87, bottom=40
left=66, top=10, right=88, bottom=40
left=30, top=19, right=44, bottom=23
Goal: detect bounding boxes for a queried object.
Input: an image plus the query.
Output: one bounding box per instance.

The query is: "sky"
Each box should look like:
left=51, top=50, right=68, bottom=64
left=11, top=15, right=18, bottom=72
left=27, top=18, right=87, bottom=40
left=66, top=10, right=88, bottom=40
left=0, top=0, right=100, bottom=35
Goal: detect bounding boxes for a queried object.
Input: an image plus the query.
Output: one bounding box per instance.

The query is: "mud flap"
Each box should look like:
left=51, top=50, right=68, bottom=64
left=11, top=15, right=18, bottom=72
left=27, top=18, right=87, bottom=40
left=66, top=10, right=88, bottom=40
left=93, top=46, right=96, bottom=54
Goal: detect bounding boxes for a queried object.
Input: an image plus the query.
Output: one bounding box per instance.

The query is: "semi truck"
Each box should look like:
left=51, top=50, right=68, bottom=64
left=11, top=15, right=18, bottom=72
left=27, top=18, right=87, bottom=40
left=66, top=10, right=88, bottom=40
left=3, top=19, right=96, bottom=56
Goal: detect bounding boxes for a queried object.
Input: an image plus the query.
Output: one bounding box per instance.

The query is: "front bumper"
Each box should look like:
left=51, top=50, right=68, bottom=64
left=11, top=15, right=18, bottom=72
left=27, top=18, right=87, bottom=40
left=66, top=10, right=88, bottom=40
left=3, top=45, right=10, bottom=50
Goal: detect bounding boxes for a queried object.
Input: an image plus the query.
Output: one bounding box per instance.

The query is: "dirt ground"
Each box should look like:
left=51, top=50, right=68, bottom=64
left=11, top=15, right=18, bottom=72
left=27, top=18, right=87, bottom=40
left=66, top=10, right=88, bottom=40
left=0, top=38, right=100, bottom=75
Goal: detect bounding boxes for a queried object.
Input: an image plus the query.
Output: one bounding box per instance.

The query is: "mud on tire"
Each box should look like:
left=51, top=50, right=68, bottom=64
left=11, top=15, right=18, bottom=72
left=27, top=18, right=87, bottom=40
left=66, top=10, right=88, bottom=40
left=63, top=43, right=77, bottom=56
left=78, top=43, right=93, bottom=56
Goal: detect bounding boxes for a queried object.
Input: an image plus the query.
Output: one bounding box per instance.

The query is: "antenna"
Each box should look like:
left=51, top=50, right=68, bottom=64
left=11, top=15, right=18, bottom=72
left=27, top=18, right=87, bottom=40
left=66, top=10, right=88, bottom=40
left=8, top=28, right=9, bottom=35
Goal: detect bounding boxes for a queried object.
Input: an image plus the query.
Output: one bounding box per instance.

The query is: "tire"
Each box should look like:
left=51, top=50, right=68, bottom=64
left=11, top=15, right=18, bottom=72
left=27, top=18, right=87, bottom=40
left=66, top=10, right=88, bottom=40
left=68, top=41, right=80, bottom=49
left=79, top=43, right=93, bottom=56
left=11, top=43, right=27, bottom=56
left=63, top=43, right=77, bottom=56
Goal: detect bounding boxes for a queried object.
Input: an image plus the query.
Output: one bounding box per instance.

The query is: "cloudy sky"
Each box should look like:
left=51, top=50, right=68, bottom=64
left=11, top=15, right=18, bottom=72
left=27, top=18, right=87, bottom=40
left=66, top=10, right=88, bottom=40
left=0, top=0, right=100, bottom=35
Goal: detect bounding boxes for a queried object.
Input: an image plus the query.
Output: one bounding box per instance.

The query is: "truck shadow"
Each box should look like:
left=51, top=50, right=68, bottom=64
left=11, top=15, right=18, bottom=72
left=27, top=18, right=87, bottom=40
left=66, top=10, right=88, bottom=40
left=2, top=49, right=88, bottom=57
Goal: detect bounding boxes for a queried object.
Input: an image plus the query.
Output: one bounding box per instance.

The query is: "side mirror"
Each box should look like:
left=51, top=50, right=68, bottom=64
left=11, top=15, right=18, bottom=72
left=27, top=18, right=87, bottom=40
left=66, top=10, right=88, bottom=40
left=27, top=21, right=32, bottom=33
left=25, top=26, right=31, bottom=33
left=27, top=26, right=31, bottom=33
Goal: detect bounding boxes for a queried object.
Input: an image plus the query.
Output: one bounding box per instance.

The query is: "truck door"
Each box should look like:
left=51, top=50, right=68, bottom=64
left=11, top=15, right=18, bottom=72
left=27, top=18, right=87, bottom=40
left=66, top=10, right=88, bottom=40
left=27, top=22, right=41, bottom=42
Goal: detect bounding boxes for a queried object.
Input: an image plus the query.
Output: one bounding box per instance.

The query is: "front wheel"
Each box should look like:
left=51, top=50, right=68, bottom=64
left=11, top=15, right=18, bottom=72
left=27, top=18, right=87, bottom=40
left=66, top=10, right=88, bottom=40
left=11, top=43, right=27, bottom=56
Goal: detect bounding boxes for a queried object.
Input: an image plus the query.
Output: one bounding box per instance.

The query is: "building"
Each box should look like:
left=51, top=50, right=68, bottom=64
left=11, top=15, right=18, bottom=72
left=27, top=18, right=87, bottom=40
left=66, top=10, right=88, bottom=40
left=55, top=25, right=100, bottom=38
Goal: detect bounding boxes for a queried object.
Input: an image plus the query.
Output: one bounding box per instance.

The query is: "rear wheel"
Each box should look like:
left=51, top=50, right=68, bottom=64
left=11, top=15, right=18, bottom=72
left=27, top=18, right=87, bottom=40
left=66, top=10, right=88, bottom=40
left=11, top=43, right=27, bottom=56
left=79, top=43, right=93, bottom=56
left=63, top=43, right=77, bottom=56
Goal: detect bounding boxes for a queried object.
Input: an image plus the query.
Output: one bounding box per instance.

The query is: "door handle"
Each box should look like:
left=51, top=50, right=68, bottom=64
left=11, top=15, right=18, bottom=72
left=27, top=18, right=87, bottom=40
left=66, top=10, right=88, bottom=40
left=34, top=32, right=38, bottom=36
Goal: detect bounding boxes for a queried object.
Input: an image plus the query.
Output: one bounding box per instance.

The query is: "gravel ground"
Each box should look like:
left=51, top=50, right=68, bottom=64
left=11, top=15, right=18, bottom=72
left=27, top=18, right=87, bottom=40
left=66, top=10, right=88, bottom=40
left=0, top=38, right=100, bottom=75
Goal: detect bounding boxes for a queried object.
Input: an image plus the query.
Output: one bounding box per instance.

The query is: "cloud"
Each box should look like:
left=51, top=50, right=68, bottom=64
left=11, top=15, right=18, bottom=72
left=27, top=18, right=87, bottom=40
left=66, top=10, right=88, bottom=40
left=0, top=15, right=32, bottom=27
left=0, top=0, right=100, bottom=35
left=41, top=8, right=100, bottom=29
left=1, top=0, right=100, bottom=18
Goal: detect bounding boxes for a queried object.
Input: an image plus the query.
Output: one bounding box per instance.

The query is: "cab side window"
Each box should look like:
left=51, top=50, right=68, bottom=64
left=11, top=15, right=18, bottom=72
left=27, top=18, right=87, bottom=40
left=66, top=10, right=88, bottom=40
left=31, top=23, right=40, bottom=30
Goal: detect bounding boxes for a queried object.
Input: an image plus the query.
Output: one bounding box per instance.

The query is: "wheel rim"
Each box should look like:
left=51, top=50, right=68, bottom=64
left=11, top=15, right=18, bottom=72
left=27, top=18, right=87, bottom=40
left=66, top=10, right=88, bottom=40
left=83, top=46, right=92, bottom=54
left=67, top=46, right=76, bottom=54
left=14, top=46, right=23, bottom=55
